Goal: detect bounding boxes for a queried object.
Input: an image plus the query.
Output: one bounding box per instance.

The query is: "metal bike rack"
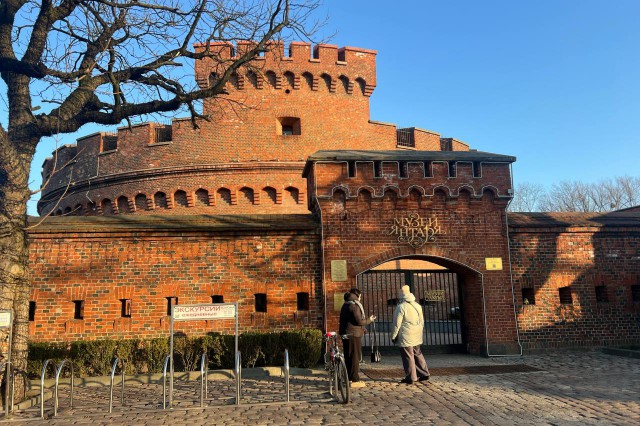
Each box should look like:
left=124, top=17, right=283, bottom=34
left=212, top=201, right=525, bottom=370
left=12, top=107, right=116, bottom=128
left=40, top=359, right=57, bottom=419
left=109, top=358, right=126, bottom=413
left=235, top=351, right=242, bottom=405
left=199, top=353, right=208, bottom=407
left=162, top=355, right=170, bottom=409
left=54, top=359, right=74, bottom=417
left=11, top=367, right=28, bottom=415
left=283, top=349, right=290, bottom=402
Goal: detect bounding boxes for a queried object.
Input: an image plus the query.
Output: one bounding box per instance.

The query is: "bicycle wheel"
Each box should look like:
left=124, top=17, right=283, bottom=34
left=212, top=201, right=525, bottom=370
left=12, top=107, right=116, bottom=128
left=334, top=357, right=350, bottom=404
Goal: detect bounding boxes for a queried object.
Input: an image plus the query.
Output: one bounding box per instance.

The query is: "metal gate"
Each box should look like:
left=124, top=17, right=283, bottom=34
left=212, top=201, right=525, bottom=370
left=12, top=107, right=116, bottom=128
left=357, top=270, right=464, bottom=353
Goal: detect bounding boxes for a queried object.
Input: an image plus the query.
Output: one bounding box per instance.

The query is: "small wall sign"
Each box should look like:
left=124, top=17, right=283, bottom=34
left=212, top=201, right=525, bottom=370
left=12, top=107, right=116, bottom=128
left=331, top=260, right=348, bottom=282
left=485, top=258, right=503, bottom=271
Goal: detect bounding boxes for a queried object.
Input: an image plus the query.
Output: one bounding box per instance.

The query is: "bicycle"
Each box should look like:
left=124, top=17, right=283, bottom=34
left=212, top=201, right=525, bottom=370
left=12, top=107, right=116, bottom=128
left=323, top=331, right=350, bottom=404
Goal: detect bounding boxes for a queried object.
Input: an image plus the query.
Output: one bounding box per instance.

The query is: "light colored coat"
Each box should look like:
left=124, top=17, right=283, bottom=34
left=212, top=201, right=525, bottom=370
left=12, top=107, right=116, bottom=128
left=390, top=294, right=424, bottom=347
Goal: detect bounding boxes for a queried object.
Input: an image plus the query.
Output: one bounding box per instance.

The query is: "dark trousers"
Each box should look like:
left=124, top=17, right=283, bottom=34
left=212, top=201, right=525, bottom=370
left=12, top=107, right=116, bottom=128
left=400, top=345, right=430, bottom=382
left=343, top=336, right=362, bottom=382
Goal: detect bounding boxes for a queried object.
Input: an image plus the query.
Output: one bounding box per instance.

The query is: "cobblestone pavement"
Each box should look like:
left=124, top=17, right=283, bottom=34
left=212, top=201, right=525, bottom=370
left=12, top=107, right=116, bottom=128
left=4, top=350, right=639, bottom=425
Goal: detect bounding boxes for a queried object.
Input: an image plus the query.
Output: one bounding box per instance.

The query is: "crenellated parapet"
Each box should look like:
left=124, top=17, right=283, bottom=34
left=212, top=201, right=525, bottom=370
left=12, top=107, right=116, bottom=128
left=194, top=41, right=377, bottom=100
left=303, top=150, right=516, bottom=207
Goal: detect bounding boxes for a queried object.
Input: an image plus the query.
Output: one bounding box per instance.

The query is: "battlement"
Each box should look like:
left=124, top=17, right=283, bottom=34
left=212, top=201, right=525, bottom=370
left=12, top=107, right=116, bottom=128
left=194, top=41, right=377, bottom=97
left=304, top=151, right=515, bottom=207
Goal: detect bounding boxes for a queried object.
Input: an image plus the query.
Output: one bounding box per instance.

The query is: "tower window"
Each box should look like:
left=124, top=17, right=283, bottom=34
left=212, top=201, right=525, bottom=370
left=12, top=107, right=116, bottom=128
left=296, top=292, right=310, bottom=311
left=120, top=299, right=132, bottom=318
left=558, top=287, right=573, bottom=305
left=522, top=288, right=535, bottom=305
left=73, top=300, right=85, bottom=320
left=254, top=293, right=267, bottom=313
left=166, top=296, right=178, bottom=316
left=277, top=117, right=301, bottom=136
left=29, top=301, right=36, bottom=321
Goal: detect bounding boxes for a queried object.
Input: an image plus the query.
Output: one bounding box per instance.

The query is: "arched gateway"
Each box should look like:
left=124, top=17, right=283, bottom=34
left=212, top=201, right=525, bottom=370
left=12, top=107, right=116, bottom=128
left=304, top=150, right=522, bottom=356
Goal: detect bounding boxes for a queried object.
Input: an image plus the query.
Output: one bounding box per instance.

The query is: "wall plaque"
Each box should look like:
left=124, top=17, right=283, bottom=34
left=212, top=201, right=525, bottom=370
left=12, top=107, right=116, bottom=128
left=388, top=213, right=443, bottom=248
left=331, top=260, right=348, bottom=282
left=485, top=258, right=503, bottom=271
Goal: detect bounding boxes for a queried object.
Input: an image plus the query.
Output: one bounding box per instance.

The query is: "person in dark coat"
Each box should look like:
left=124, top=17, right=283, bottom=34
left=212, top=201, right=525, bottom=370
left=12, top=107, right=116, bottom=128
left=339, top=288, right=376, bottom=388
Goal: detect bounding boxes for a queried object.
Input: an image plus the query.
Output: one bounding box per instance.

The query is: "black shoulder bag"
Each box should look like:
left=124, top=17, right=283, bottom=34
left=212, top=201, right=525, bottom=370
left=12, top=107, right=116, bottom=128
left=370, top=320, right=382, bottom=363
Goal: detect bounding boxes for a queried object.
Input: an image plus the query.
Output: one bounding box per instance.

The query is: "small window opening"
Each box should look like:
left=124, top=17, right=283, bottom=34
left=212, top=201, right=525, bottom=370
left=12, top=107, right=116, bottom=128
left=374, top=162, right=382, bottom=178
left=448, top=161, right=456, bottom=178
left=424, top=161, right=433, bottom=178
left=632, top=285, right=640, bottom=302
left=254, top=293, right=267, bottom=313
left=399, top=162, right=408, bottom=178
left=595, top=286, right=609, bottom=303
left=211, top=295, right=224, bottom=303
left=166, top=296, right=178, bottom=316
left=472, top=162, right=481, bottom=178
left=347, top=161, right=356, bottom=178
left=29, top=301, right=36, bottom=321
left=101, top=134, right=117, bottom=152
left=73, top=300, right=85, bottom=320
left=522, top=288, right=536, bottom=305
left=558, top=286, right=573, bottom=305
left=120, top=299, right=132, bottom=318
left=277, top=117, right=301, bottom=136
left=296, top=292, right=310, bottom=311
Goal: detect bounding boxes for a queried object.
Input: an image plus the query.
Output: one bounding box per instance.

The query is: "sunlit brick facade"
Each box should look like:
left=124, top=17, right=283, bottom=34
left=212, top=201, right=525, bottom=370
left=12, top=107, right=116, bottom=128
left=29, top=42, right=640, bottom=354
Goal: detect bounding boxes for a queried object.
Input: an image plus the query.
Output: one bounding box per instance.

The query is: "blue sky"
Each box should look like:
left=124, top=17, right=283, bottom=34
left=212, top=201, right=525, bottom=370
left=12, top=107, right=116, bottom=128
left=26, top=0, right=640, bottom=215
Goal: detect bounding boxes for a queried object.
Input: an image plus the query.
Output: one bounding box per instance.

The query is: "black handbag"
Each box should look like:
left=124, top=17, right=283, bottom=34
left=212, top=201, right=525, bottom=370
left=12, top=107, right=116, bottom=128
left=370, top=321, right=382, bottom=363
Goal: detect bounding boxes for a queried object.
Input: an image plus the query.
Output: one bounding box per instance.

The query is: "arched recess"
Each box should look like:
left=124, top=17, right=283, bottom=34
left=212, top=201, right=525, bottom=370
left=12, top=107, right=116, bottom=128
left=73, top=204, right=83, bottom=216
left=246, top=71, right=258, bottom=88
left=355, top=252, right=486, bottom=354
left=195, top=188, right=209, bottom=206
left=338, top=75, right=350, bottom=93
left=265, top=71, right=277, bottom=88
left=101, top=199, right=113, bottom=215
left=217, top=188, right=232, bottom=205
left=117, top=196, right=130, bottom=214
left=135, top=194, right=148, bottom=211
left=174, top=190, right=188, bottom=208
left=408, top=187, right=423, bottom=209
left=262, top=186, right=277, bottom=204
left=382, top=187, right=398, bottom=209
left=321, top=73, right=332, bottom=92
left=284, top=186, right=299, bottom=205
left=283, top=71, right=295, bottom=89
left=239, top=187, right=255, bottom=205
left=357, top=188, right=372, bottom=211
left=301, top=72, right=314, bottom=90
left=154, top=192, right=168, bottom=209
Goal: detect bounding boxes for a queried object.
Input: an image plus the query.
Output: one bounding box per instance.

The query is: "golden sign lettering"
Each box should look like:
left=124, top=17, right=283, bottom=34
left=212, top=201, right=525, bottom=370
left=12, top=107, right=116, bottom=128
left=388, top=213, right=443, bottom=248
left=423, top=290, right=445, bottom=302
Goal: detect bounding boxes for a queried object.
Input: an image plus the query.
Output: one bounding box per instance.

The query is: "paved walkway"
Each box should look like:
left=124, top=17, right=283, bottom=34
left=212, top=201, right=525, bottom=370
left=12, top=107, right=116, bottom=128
left=3, top=350, right=639, bottom=425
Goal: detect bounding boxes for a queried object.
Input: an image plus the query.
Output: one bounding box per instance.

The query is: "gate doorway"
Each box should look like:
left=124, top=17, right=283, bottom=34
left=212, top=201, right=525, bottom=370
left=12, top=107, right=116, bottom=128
left=357, top=265, right=465, bottom=354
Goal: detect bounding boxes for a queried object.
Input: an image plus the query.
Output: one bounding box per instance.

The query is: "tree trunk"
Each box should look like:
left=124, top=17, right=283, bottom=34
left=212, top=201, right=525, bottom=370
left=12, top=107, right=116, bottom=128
left=0, top=131, right=35, bottom=405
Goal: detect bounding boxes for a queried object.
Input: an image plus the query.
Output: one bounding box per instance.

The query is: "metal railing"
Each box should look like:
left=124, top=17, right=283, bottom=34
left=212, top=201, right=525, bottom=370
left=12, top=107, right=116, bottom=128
left=109, top=358, right=125, bottom=413
left=235, top=351, right=242, bottom=405
left=200, top=353, right=208, bottom=407
left=162, top=355, right=170, bottom=409
left=54, top=360, right=74, bottom=417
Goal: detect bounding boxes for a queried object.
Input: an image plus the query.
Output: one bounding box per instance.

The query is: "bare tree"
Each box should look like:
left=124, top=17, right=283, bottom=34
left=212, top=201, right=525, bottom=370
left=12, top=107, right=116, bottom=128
left=0, top=0, right=320, bottom=395
left=508, top=182, right=546, bottom=212
left=512, top=177, right=640, bottom=213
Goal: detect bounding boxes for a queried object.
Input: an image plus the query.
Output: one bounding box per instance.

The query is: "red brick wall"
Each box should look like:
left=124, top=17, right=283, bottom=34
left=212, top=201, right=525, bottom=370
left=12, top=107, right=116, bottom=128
left=27, top=216, right=322, bottom=342
left=309, top=158, right=521, bottom=355
left=38, top=42, right=469, bottom=217
left=509, top=218, right=640, bottom=350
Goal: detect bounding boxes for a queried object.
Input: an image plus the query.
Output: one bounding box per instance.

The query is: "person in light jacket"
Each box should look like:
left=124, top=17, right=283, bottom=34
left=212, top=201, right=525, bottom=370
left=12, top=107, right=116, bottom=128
left=390, top=285, right=430, bottom=384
